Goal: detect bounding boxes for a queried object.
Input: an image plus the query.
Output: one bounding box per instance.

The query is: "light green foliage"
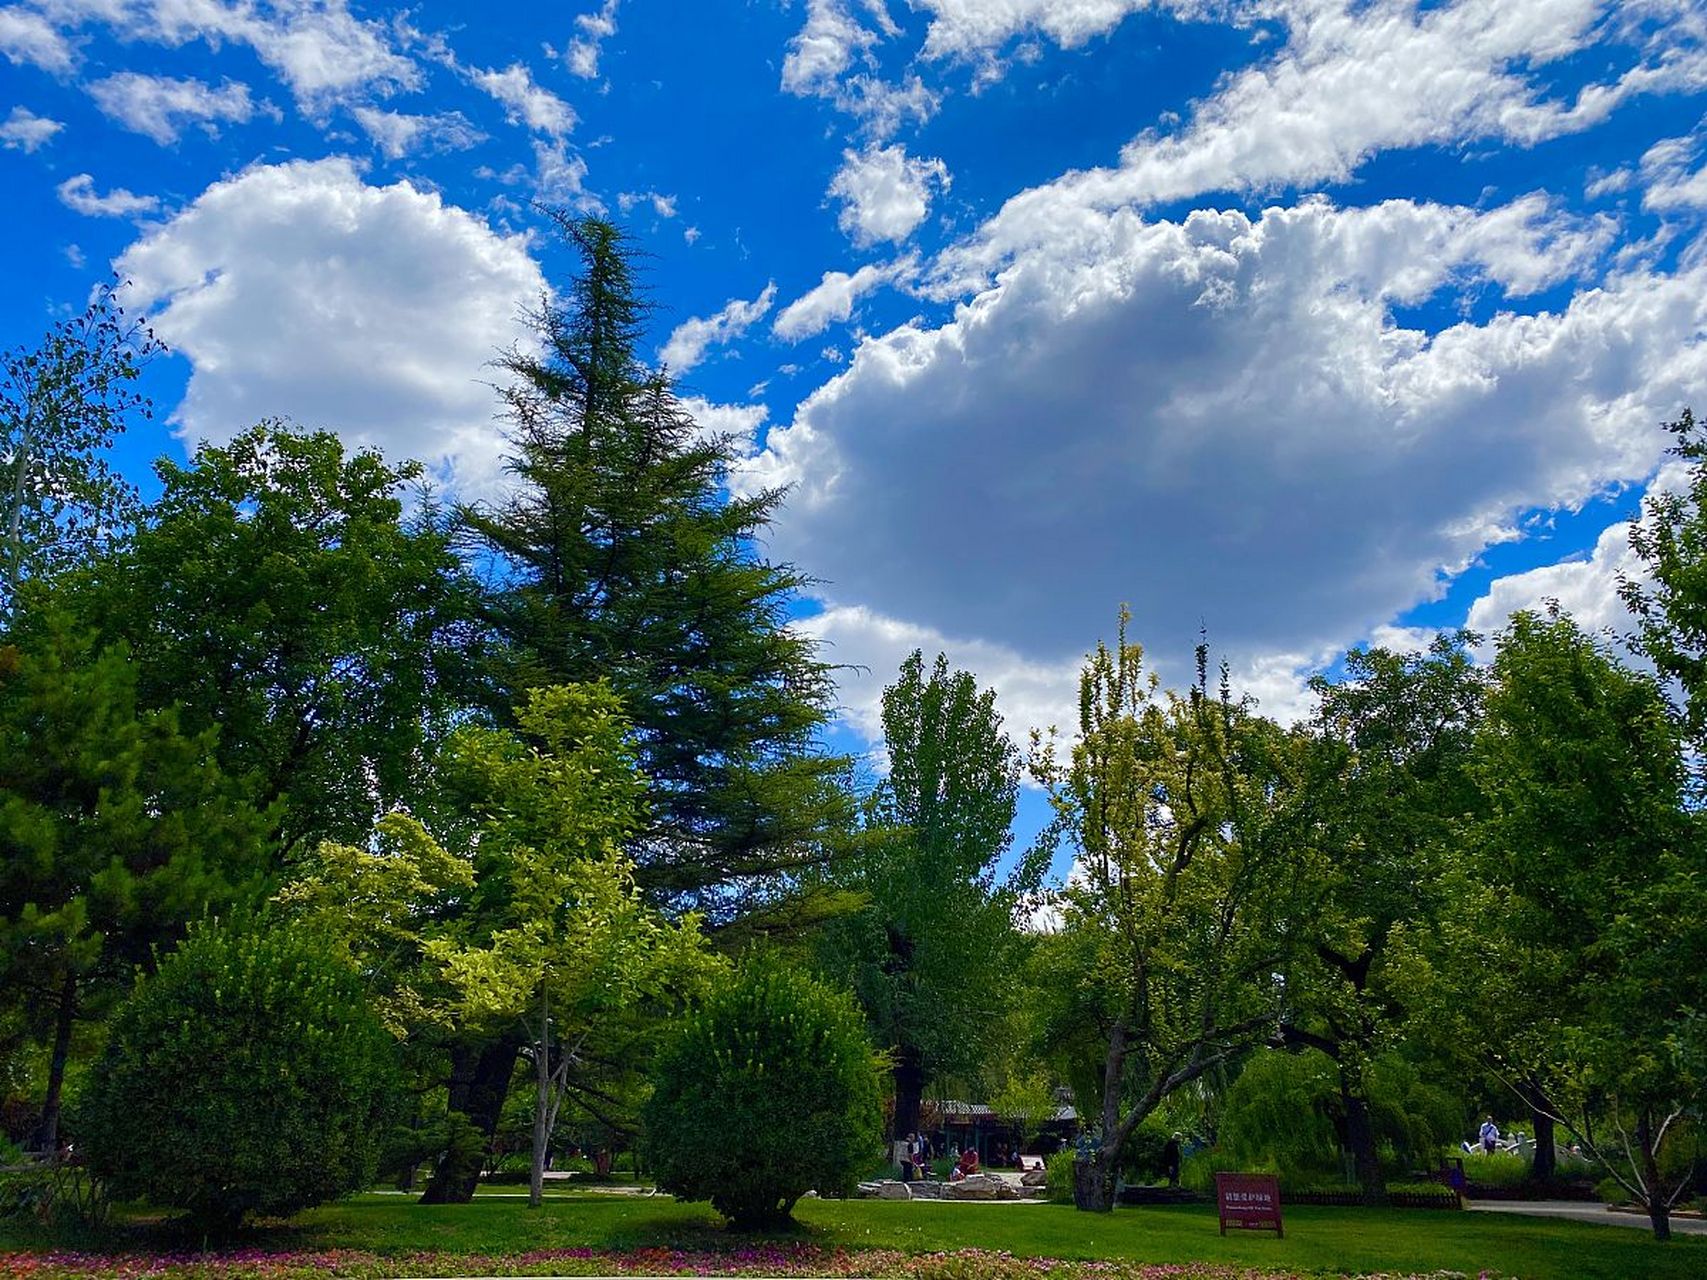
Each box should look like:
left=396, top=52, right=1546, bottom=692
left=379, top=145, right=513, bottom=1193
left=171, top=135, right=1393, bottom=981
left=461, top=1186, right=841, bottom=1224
left=76, top=919, right=398, bottom=1227
left=76, top=423, right=475, bottom=851
left=1624, top=408, right=1707, bottom=764
left=426, top=683, right=712, bottom=1033
left=1031, top=610, right=1304, bottom=1210
left=0, top=284, right=156, bottom=617
left=1218, top=1049, right=1464, bottom=1186
left=275, top=811, right=475, bottom=1037
left=1440, top=608, right=1705, bottom=1238
left=281, top=684, right=714, bottom=1206
left=465, top=214, right=852, bottom=920
left=0, top=615, right=266, bottom=1149
left=643, top=956, right=884, bottom=1228
left=823, top=650, right=1032, bottom=1139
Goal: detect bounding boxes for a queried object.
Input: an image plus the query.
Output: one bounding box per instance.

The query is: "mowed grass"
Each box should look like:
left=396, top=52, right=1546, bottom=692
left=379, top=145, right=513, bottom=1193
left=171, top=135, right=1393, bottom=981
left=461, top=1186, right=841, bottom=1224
left=122, top=1191, right=1707, bottom=1280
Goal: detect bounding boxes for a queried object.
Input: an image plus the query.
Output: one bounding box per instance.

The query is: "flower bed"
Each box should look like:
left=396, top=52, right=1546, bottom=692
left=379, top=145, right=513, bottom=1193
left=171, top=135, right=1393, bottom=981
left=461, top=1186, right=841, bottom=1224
left=0, top=1246, right=1504, bottom=1280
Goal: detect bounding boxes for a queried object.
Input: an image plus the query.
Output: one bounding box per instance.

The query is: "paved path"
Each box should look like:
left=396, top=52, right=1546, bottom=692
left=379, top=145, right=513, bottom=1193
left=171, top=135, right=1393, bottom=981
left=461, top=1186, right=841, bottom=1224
left=1468, top=1199, right=1707, bottom=1235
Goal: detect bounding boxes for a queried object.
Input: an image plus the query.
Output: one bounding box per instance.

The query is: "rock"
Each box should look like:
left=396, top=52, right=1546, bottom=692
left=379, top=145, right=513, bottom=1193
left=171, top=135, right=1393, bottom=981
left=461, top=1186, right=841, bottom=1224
left=945, top=1173, right=1003, bottom=1200
left=877, top=1180, right=913, bottom=1200
left=1021, top=1168, right=1048, bottom=1187
left=910, top=1180, right=944, bottom=1199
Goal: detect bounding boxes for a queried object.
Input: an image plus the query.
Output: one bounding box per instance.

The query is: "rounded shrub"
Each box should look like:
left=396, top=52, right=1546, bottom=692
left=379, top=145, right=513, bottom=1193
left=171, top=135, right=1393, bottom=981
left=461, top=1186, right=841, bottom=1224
left=77, top=919, right=398, bottom=1228
left=643, top=956, right=883, bottom=1228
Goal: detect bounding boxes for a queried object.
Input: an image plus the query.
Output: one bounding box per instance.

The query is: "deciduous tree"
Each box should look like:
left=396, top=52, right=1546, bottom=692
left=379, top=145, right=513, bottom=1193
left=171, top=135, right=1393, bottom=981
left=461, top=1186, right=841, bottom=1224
left=1032, top=612, right=1302, bottom=1211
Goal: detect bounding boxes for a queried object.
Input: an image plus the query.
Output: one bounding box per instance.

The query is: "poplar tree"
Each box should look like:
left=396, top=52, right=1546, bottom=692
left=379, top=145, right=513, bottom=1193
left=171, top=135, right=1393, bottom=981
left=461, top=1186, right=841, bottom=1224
left=465, top=213, right=852, bottom=918
left=823, top=650, right=1033, bottom=1146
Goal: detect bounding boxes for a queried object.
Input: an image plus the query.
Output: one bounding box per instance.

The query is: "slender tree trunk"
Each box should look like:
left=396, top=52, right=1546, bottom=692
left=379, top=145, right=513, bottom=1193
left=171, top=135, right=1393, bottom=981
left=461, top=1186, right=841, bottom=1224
left=530, top=992, right=550, bottom=1209
left=421, top=1036, right=522, bottom=1204
left=1636, top=1110, right=1671, bottom=1243
left=1073, top=1020, right=1126, bottom=1212
left=1339, top=1070, right=1387, bottom=1206
left=31, top=971, right=76, bottom=1154
left=891, top=1043, right=924, bottom=1145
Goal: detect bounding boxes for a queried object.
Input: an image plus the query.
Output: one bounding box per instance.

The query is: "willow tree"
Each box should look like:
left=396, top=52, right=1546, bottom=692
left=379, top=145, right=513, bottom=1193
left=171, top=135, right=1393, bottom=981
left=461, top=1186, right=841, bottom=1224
left=1033, top=611, right=1303, bottom=1211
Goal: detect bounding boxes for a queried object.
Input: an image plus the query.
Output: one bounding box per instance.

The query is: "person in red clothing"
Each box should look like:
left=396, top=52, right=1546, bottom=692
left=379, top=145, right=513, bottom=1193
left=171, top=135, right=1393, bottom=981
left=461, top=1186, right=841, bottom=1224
left=957, top=1147, right=981, bottom=1178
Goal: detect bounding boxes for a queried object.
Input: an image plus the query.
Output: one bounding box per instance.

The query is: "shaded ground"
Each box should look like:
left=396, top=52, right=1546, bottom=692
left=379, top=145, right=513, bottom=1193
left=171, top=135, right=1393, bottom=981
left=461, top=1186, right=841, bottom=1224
left=1468, top=1199, right=1707, bottom=1236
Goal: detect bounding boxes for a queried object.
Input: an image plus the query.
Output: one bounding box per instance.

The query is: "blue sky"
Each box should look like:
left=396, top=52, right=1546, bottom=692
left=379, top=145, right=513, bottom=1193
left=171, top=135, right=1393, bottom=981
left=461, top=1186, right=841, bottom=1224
left=4, top=0, right=1707, bottom=865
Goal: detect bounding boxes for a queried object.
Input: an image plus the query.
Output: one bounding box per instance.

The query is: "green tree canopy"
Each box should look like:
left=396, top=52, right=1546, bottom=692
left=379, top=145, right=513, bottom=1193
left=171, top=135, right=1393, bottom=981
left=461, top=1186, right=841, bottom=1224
left=1418, top=608, right=1705, bottom=1240
left=0, top=284, right=157, bottom=618
left=1032, top=611, right=1304, bottom=1211
left=78, top=918, right=398, bottom=1230
left=72, top=423, right=477, bottom=851
left=644, top=955, right=884, bottom=1228
left=0, top=615, right=267, bottom=1151
left=1280, top=634, right=1483, bottom=1201
left=822, top=650, right=1033, bottom=1143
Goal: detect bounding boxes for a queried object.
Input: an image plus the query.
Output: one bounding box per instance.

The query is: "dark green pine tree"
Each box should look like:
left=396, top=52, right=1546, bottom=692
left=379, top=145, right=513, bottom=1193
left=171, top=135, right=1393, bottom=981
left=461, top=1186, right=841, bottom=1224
left=466, top=213, right=853, bottom=921
left=0, top=614, right=268, bottom=1152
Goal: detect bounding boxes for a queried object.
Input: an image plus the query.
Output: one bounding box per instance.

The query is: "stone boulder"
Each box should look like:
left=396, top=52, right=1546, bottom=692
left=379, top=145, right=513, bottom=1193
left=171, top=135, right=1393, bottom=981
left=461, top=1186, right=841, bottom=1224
left=1021, top=1168, right=1048, bottom=1187
left=876, top=1180, right=913, bottom=1200
left=910, top=1179, right=944, bottom=1199
left=944, top=1173, right=1004, bottom=1200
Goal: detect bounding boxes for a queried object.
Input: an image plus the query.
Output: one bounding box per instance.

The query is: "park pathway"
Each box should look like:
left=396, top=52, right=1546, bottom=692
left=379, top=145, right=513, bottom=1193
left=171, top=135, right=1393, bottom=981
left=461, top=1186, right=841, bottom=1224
left=1467, top=1200, right=1707, bottom=1235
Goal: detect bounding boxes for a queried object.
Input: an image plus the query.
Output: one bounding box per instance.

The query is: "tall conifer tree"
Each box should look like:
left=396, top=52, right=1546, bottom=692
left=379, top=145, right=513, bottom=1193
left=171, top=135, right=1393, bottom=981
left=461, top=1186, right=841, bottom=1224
left=466, top=213, right=851, bottom=921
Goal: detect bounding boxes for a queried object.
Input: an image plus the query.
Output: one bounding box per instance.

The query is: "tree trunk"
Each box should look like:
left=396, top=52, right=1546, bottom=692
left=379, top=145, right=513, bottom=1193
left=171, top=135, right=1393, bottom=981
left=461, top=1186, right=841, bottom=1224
left=1339, top=1071, right=1387, bottom=1206
left=1636, top=1110, right=1671, bottom=1243
left=31, top=971, right=76, bottom=1154
left=421, top=1036, right=522, bottom=1204
left=530, top=995, right=549, bottom=1209
left=1529, top=1105, right=1556, bottom=1183
left=891, top=1043, right=924, bottom=1144
left=1072, top=1151, right=1115, bottom=1212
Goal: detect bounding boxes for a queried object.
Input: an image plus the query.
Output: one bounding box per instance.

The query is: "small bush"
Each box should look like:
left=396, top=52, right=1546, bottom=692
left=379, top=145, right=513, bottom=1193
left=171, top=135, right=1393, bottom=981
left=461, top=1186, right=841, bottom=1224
left=1462, top=1150, right=1533, bottom=1188
left=1045, top=1150, right=1075, bottom=1202
left=643, top=956, right=883, bottom=1228
left=77, top=920, right=398, bottom=1229
left=1595, top=1177, right=1627, bottom=1206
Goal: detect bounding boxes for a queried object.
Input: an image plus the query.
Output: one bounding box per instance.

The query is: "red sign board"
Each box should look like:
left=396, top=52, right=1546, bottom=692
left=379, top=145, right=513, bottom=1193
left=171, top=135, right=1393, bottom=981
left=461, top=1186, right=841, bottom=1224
left=1215, top=1172, right=1284, bottom=1237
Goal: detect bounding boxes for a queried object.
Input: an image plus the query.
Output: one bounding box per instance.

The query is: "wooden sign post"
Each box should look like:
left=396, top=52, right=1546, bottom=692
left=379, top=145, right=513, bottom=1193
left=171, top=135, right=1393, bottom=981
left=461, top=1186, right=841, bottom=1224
left=1214, top=1172, right=1284, bottom=1238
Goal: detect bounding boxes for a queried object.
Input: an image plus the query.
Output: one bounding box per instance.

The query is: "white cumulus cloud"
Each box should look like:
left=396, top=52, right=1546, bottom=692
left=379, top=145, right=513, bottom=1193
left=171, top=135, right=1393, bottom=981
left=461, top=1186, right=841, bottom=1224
left=114, top=157, right=545, bottom=496
left=565, top=0, right=619, bottom=79
left=773, top=261, right=896, bottom=341
left=57, top=172, right=158, bottom=216
left=829, top=144, right=950, bottom=247
left=737, top=194, right=1702, bottom=687
left=0, top=4, right=73, bottom=73
left=473, top=63, right=577, bottom=138
left=352, top=106, right=484, bottom=159
left=0, top=103, right=61, bottom=150
left=660, top=283, right=778, bottom=374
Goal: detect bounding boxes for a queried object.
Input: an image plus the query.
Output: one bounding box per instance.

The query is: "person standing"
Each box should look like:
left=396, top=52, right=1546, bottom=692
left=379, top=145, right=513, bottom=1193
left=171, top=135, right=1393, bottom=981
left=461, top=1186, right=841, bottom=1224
left=1479, top=1117, right=1500, bottom=1155
left=1162, top=1133, right=1182, bottom=1188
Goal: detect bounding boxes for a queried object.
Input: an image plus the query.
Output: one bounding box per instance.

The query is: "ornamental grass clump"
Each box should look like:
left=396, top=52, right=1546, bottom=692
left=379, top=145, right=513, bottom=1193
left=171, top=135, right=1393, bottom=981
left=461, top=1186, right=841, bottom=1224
left=643, top=956, right=883, bottom=1228
left=76, top=919, right=398, bottom=1230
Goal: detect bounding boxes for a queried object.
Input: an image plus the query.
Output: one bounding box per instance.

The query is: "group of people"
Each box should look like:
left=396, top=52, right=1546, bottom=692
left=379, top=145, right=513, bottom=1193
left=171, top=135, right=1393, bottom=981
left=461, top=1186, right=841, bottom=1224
left=893, top=1132, right=989, bottom=1182
left=1463, top=1117, right=1537, bottom=1157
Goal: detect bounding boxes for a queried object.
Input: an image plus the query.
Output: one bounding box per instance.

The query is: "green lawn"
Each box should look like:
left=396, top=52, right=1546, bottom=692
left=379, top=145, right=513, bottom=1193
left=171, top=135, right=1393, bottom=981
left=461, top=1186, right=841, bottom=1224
left=7, top=1191, right=1696, bottom=1280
